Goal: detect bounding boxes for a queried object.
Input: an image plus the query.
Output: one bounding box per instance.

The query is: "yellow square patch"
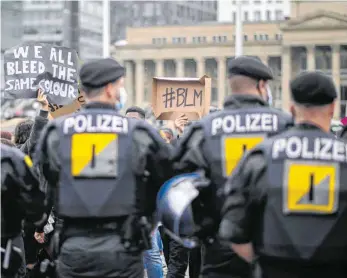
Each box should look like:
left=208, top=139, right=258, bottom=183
left=222, top=134, right=264, bottom=177
left=71, top=133, right=118, bottom=178
left=283, top=160, right=339, bottom=215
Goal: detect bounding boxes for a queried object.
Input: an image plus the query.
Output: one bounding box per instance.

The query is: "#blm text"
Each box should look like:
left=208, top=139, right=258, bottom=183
left=162, top=87, right=203, bottom=109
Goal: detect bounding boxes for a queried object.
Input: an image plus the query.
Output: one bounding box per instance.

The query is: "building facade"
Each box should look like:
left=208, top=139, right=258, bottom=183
left=1, top=1, right=23, bottom=53
left=110, top=1, right=218, bottom=42
left=112, top=2, right=347, bottom=118
left=1, top=1, right=23, bottom=91
left=218, top=0, right=290, bottom=22
left=22, top=0, right=102, bottom=61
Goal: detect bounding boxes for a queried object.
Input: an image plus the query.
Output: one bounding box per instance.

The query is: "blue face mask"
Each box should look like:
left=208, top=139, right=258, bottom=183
left=115, top=87, right=127, bottom=110
left=266, top=85, right=273, bottom=106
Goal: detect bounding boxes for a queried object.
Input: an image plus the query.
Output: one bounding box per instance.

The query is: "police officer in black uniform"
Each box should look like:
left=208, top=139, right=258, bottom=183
left=172, top=56, right=293, bottom=278
left=219, top=71, right=347, bottom=278
left=1, top=144, right=46, bottom=278
left=35, top=58, right=173, bottom=278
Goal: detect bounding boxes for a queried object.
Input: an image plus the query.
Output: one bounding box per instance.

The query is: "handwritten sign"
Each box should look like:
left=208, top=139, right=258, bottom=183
left=50, top=91, right=86, bottom=118
left=3, top=42, right=79, bottom=105
left=152, top=76, right=211, bottom=120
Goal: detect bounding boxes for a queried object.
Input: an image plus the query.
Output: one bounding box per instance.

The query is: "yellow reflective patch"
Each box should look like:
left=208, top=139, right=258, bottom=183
left=223, top=135, right=264, bottom=177
left=71, top=133, right=118, bottom=177
left=284, top=161, right=339, bottom=214
left=24, top=155, right=33, bottom=168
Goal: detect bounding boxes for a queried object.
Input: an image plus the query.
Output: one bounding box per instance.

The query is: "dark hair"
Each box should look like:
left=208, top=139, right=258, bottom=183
left=1, top=138, right=15, bottom=147
left=14, top=119, right=34, bottom=145
left=125, top=106, right=146, bottom=119
left=0, top=131, right=12, bottom=140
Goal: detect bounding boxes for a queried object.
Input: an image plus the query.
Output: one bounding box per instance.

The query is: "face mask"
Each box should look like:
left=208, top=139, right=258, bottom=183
left=115, top=87, right=127, bottom=110
left=266, top=85, right=273, bottom=106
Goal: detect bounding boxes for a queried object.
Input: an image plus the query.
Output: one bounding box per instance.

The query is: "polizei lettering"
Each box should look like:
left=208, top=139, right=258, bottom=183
left=63, top=114, right=128, bottom=134
left=272, top=137, right=347, bottom=162
left=211, top=113, right=278, bottom=136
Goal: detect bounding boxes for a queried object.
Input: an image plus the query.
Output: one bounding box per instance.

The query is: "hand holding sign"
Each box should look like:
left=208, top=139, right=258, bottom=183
left=174, top=114, right=189, bottom=134
left=37, top=89, right=49, bottom=111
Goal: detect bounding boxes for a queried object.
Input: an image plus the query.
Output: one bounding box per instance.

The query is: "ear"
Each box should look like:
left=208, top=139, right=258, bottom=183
left=104, top=83, right=113, bottom=98
left=258, top=79, right=266, bottom=88
left=329, top=101, right=336, bottom=117
left=290, top=102, right=296, bottom=118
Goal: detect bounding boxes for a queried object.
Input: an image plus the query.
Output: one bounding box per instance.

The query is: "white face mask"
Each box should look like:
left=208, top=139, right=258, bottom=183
left=115, top=87, right=127, bottom=110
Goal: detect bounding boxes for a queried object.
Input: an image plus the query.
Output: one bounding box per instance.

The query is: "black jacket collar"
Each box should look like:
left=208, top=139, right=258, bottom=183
left=223, top=94, right=268, bottom=109
left=84, top=102, right=116, bottom=110
left=294, top=122, right=325, bottom=131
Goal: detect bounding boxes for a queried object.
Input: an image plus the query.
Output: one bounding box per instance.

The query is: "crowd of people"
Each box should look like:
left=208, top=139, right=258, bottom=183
left=1, top=55, right=347, bottom=278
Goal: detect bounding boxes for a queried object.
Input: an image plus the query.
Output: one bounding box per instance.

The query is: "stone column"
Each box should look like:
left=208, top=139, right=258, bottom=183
left=135, top=59, right=144, bottom=106
left=332, top=45, right=341, bottom=118
left=218, top=57, right=226, bottom=108
left=307, top=45, right=316, bottom=71
left=281, top=46, right=291, bottom=112
left=176, top=59, right=184, bottom=77
left=156, top=59, right=164, bottom=77
left=124, top=61, right=134, bottom=108
left=196, top=57, right=205, bottom=77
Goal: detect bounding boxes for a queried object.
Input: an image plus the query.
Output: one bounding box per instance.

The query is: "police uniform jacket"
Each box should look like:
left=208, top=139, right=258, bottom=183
left=35, top=102, right=173, bottom=236
left=172, top=94, right=293, bottom=277
left=219, top=123, right=347, bottom=275
left=1, top=144, right=46, bottom=240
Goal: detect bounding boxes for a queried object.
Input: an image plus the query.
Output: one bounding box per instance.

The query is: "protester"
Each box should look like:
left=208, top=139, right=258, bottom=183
left=125, top=106, right=146, bottom=120
left=159, top=127, right=174, bottom=144
left=15, top=90, right=50, bottom=274
left=219, top=71, right=347, bottom=278
left=13, top=119, right=34, bottom=148
left=19, top=90, right=49, bottom=157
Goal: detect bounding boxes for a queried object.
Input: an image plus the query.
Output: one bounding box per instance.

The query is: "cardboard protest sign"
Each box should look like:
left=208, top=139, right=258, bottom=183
left=49, top=91, right=86, bottom=118
left=3, top=42, right=79, bottom=105
left=152, top=75, right=211, bottom=120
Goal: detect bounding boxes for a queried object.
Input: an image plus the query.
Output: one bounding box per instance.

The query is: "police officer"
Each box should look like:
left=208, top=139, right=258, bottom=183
left=35, top=58, right=173, bottom=278
left=219, top=71, right=347, bottom=278
left=172, top=56, right=293, bottom=278
left=1, top=144, right=46, bottom=278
